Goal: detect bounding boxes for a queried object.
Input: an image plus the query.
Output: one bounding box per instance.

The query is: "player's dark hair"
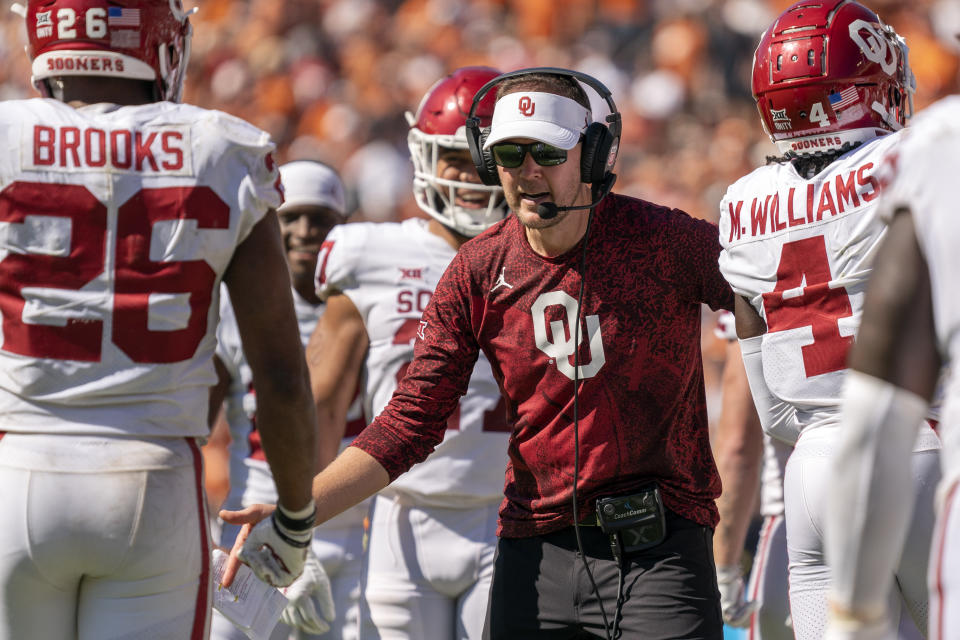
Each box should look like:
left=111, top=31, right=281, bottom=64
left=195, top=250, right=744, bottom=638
left=47, top=76, right=156, bottom=105
left=496, top=73, right=591, bottom=111
left=766, top=141, right=863, bottom=179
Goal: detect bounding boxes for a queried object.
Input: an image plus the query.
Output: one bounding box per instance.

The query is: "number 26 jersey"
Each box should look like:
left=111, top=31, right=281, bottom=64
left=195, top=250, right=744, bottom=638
left=718, top=133, right=900, bottom=439
left=0, top=98, right=281, bottom=437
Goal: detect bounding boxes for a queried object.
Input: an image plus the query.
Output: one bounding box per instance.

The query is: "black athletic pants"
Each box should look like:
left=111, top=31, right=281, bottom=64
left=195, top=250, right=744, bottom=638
left=483, top=509, right=723, bottom=639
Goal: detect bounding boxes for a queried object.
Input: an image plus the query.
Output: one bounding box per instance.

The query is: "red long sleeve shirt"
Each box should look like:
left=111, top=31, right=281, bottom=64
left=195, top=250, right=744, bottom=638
left=351, top=193, right=735, bottom=537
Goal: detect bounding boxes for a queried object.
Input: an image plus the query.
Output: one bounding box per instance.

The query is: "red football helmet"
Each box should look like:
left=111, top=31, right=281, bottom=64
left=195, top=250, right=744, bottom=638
left=23, top=0, right=193, bottom=102
left=752, top=0, right=914, bottom=155
left=407, top=66, right=507, bottom=237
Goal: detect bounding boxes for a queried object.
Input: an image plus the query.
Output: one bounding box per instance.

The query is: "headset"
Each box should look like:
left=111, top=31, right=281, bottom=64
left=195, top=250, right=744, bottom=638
left=468, top=68, right=625, bottom=639
left=464, top=67, right=621, bottom=215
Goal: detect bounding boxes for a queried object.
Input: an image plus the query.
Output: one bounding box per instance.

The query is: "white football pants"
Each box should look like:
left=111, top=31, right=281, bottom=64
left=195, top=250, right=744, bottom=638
left=0, top=433, right=212, bottom=640
left=361, top=494, right=499, bottom=639
left=785, top=427, right=939, bottom=639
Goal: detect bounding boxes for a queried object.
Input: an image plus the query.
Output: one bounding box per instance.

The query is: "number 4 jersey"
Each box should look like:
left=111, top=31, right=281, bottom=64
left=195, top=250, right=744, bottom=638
left=0, top=98, right=281, bottom=437
left=317, top=218, right=509, bottom=506
left=718, top=133, right=900, bottom=440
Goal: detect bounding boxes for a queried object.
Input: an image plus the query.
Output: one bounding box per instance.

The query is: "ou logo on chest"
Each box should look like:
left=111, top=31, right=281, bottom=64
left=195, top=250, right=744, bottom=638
left=531, top=291, right=606, bottom=381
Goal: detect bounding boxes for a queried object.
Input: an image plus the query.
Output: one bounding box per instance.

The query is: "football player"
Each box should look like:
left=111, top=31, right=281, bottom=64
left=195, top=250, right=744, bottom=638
left=823, top=95, right=960, bottom=639
left=712, top=311, right=792, bottom=639
left=717, top=2, right=940, bottom=638
left=208, top=160, right=358, bottom=639
left=0, top=1, right=317, bottom=637
left=304, top=66, right=510, bottom=639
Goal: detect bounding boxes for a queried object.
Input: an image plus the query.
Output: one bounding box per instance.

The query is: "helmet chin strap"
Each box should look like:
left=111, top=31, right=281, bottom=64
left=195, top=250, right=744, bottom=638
left=871, top=101, right=904, bottom=131
left=158, top=43, right=174, bottom=101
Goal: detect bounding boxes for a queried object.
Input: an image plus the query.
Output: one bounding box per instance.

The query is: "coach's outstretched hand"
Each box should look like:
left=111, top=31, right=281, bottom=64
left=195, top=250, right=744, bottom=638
left=220, top=501, right=315, bottom=588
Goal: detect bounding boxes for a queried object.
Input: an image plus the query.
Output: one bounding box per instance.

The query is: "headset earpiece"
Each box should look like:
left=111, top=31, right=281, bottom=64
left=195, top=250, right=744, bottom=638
left=466, top=117, right=501, bottom=186
left=477, top=127, right=500, bottom=186
left=579, top=122, right=614, bottom=186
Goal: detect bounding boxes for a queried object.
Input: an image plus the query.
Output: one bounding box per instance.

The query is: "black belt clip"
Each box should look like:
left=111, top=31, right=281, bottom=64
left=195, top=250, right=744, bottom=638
left=595, top=483, right=667, bottom=565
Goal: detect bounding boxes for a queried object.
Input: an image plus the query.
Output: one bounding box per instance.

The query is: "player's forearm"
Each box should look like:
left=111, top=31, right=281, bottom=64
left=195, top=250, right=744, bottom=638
left=317, top=407, right=346, bottom=469
left=713, top=341, right=764, bottom=566
left=225, top=211, right=316, bottom=511
left=713, top=422, right=762, bottom=565
left=312, top=446, right=389, bottom=525
left=305, top=292, right=369, bottom=469
left=311, top=369, right=362, bottom=468
left=255, top=367, right=318, bottom=512
left=713, top=440, right=762, bottom=566
left=315, top=402, right=348, bottom=469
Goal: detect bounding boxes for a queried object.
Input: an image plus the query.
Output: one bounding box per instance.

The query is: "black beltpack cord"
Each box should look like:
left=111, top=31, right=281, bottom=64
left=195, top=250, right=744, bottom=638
left=569, top=206, right=614, bottom=640
left=612, top=562, right=626, bottom=639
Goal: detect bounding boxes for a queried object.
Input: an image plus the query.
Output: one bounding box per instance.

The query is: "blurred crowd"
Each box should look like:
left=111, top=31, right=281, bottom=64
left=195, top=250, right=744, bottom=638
left=1, top=0, right=958, bottom=415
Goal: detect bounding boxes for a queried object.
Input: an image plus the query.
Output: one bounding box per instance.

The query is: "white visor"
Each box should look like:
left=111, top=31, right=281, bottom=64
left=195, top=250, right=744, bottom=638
left=483, top=92, right=590, bottom=150
left=279, top=161, right=347, bottom=218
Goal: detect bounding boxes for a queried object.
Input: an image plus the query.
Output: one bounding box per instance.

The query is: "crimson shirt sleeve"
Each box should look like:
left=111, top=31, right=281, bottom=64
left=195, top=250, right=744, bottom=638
left=349, top=251, right=482, bottom=481
left=658, top=208, right=735, bottom=312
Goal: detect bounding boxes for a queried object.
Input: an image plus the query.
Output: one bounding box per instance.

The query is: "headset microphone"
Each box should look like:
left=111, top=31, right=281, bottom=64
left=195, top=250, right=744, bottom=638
left=535, top=174, right=618, bottom=219
left=536, top=200, right=597, bottom=219
left=534, top=202, right=563, bottom=219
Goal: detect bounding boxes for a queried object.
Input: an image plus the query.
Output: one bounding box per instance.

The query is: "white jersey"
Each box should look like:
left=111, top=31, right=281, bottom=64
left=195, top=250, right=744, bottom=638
left=882, top=96, right=960, bottom=485
left=317, top=218, right=509, bottom=506
left=719, top=134, right=900, bottom=440
left=0, top=98, right=279, bottom=437
left=216, top=286, right=367, bottom=522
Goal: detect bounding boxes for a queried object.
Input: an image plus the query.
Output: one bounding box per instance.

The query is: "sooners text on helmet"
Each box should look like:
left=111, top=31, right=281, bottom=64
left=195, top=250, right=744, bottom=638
left=45, top=55, right=125, bottom=73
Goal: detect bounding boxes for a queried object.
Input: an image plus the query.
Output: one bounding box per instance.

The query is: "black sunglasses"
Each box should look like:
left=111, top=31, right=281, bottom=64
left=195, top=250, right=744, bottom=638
left=490, top=141, right=568, bottom=168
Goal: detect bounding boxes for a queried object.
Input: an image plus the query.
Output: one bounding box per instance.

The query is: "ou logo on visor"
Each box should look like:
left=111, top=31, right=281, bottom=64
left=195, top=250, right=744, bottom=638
left=518, top=96, right=536, bottom=117
left=532, top=291, right=606, bottom=381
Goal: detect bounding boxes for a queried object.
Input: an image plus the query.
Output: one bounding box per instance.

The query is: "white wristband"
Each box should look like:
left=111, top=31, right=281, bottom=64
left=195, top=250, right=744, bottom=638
left=275, top=500, right=317, bottom=544
left=277, top=500, right=317, bottom=522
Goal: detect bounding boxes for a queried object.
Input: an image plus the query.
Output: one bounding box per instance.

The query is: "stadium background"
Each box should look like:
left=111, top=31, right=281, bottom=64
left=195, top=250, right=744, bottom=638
left=0, top=1, right=957, bottom=636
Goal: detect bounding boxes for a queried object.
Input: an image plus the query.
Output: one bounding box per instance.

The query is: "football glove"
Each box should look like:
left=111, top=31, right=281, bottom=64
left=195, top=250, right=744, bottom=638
left=280, top=551, right=335, bottom=635
left=237, top=501, right=315, bottom=588
left=716, top=565, right=757, bottom=628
